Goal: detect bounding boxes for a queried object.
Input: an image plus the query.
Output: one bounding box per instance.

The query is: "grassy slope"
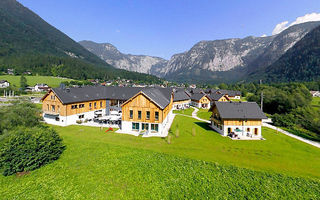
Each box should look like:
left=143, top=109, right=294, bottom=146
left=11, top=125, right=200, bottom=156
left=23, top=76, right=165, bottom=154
left=1, top=115, right=320, bottom=199
left=172, top=107, right=194, bottom=116
left=0, top=75, right=72, bottom=88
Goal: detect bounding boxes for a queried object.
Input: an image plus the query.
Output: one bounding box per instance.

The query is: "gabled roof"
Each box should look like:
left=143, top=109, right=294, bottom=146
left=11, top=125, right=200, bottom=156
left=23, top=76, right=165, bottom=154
left=51, top=86, right=108, bottom=104
left=190, top=93, right=210, bottom=101
left=46, top=86, right=173, bottom=107
left=209, top=93, right=229, bottom=101
left=213, top=101, right=267, bottom=120
left=121, top=88, right=173, bottom=109
left=173, top=90, right=190, bottom=102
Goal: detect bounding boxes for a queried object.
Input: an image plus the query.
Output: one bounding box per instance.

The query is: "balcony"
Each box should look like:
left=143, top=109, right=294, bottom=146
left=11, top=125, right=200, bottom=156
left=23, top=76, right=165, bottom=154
left=43, top=110, right=59, bottom=116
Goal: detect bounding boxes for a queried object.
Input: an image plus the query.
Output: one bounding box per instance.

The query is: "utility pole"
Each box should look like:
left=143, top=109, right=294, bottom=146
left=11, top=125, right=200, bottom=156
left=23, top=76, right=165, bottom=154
left=260, top=80, right=263, bottom=112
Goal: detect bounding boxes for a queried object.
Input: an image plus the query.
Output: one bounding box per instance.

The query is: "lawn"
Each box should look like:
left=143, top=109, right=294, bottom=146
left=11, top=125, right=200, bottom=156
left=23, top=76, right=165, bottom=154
left=172, top=107, right=194, bottom=116
left=0, top=75, right=73, bottom=88
left=197, top=108, right=212, bottom=120
left=1, top=115, right=320, bottom=199
left=311, top=97, right=320, bottom=111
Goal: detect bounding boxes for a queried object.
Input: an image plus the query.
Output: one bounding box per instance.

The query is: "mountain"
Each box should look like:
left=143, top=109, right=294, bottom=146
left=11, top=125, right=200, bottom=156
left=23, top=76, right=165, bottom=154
left=249, top=24, right=320, bottom=82
left=79, top=41, right=168, bottom=75
left=0, top=0, right=161, bottom=83
left=162, top=21, right=320, bottom=83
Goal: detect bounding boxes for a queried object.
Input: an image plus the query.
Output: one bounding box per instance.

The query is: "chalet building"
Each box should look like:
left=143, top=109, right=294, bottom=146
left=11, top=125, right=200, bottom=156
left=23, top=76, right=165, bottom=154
left=173, top=90, right=191, bottom=110
left=34, top=83, right=50, bottom=92
left=310, top=91, right=320, bottom=97
left=0, top=80, right=10, bottom=88
left=215, top=89, right=241, bottom=99
left=190, top=93, right=211, bottom=109
left=120, top=88, right=173, bottom=136
left=210, top=101, right=267, bottom=139
left=41, top=86, right=173, bottom=136
left=209, top=93, right=230, bottom=102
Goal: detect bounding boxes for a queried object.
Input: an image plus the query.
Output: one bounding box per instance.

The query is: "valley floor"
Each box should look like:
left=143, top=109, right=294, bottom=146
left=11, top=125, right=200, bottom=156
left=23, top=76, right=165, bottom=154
left=1, top=115, right=320, bottom=199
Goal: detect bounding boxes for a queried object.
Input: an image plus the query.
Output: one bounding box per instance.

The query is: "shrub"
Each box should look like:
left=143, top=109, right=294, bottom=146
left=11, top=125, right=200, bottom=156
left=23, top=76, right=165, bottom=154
left=0, top=126, right=65, bottom=176
left=76, top=120, right=83, bottom=124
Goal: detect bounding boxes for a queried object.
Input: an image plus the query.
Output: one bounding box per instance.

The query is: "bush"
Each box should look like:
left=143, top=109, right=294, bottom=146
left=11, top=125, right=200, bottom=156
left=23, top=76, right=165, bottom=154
left=272, top=113, right=296, bottom=127
left=0, top=126, right=65, bottom=176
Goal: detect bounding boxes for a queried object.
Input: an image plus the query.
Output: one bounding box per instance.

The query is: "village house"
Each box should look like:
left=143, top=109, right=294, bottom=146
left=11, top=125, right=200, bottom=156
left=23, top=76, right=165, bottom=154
left=208, top=93, right=230, bottom=102
left=210, top=101, right=267, bottom=139
left=173, top=90, right=191, bottom=110
left=310, top=91, right=320, bottom=97
left=41, top=86, right=174, bottom=137
left=190, top=92, right=211, bottom=109
left=0, top=80, right=10, bottom=88
left=34, top=83, right=50, bottom=92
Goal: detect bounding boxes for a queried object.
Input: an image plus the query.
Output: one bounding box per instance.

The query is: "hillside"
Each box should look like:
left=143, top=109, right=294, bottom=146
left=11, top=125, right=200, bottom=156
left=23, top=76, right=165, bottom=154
left=0, top=0, right=161, bottom=83
left=79, top=41, right=168, bottom=75
left=249, top=24, right=320, bottom=82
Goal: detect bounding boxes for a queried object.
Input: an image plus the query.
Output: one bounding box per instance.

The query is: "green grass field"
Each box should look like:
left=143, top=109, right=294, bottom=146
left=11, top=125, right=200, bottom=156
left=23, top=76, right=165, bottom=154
left=1, top=115, right=320, bottom=199
left=172, top=107, right=194, bottom=116
left=311, top=97, right=320, bottom=111
left=197, top=108, right=212, bottom=120
left=0, top=75, right=73, bottom=88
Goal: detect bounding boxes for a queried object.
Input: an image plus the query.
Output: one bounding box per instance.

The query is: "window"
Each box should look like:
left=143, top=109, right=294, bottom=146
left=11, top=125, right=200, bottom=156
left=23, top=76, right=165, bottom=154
left=138, top=111, right=142, bottom=119
left=47, top=104, right=49, bottom=111
left=100, top=101, right=103, bottom=108
left=130, top=110, right=133, bottom=119
left=155, top=112, right=159, bottom=121
left=142, top=123, right=149, bottom=130
left=247, top=128, right=250, bottom=132
left=55, top=117, right=59, bottom=121
left=51, top=105, right=55, bottom=112
left=79, top=114, right=84, bottom=119
left=132, top=122, right=139, bottom=130
left=58, top=105, right=60, bottom=112
left=151, top=124, right=159, bottom=132
left=94, top=102, right=97, bottom=109
left=71, top=105, right=78, bottom=109
left=51, top=95, right=55, bottom=100
left=146, top=111, right=150, bottom=120
left=89, top=103, right=92, bottom=109
left=79, top=104, right=85, bottom=108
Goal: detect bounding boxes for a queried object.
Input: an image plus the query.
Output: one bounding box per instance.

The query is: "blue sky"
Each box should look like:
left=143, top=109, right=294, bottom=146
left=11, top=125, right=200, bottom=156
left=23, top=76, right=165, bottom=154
left=18, top=0, right=320, bottom=59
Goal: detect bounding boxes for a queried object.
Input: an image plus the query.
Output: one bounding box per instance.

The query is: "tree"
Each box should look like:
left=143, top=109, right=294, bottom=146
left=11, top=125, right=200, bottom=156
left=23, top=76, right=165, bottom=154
left=20, top=74, right=28, bottom=90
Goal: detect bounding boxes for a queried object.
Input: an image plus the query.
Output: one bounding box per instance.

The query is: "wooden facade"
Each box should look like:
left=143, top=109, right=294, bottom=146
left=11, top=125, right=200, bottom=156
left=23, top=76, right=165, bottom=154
left=121, top=92, right=173, bottom=123
left=173, top=99, right=190, bottom=106
left=193, top=95, right=211, bottom=104
left=42, top=90, right=106, bottom=116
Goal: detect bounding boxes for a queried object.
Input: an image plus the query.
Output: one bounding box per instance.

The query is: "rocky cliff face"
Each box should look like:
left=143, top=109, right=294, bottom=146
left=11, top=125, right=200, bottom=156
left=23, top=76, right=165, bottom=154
left=79, top=41, right=167, bottom=75
left=163, top=21, right=320, bottom=82
left=80, top=21, right=320, bottom=83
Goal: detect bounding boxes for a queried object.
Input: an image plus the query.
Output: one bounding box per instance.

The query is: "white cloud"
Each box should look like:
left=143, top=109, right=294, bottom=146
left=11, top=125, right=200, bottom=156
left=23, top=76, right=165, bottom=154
left=272, top=21, right=289, bottom=35
left=272, top=13, right=320, bottom=35
left=261, top=34, right=267, bottom=37
left=115, top=29, right=120, bottom=33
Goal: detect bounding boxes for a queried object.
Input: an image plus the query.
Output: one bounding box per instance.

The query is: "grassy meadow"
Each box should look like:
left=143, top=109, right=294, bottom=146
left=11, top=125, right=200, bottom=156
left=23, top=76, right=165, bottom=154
left=0, top=75, right=73, bottom=87
left=0, top=115, right=320, bottom=199
left=172, top=107, right=194, bottom=116
left=311, top=97, right=320, bottom=111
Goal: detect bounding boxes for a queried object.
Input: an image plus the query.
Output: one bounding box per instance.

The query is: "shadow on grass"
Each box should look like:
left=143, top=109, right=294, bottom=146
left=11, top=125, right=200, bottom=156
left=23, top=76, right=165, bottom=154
left=195, top=122, right=212, bottom=131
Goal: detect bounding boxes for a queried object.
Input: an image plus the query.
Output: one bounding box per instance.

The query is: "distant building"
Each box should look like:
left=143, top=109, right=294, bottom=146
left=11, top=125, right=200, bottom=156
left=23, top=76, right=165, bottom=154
left=190, top=92, right=211, bottom=109
left=210, top=101, right=267, bottom=139
left=310, top=91, right=320, bottom=97
left=0, top=80, right=10, bottom=88
left=34, top=84, right=50, bottom=92
left=7, top=69, right=14, bottom=75
left=173, top=90, right=191, bottom=110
